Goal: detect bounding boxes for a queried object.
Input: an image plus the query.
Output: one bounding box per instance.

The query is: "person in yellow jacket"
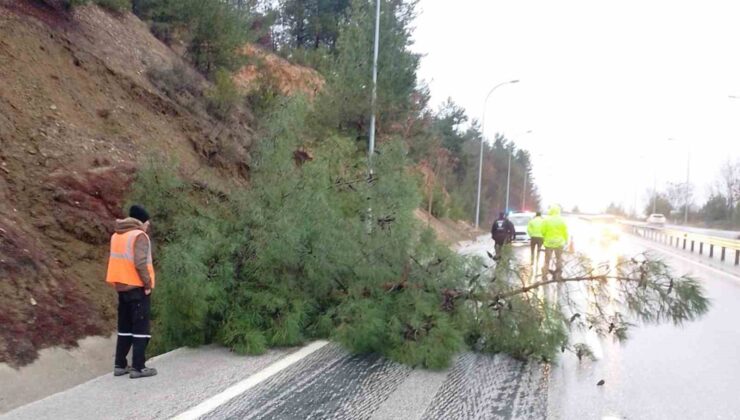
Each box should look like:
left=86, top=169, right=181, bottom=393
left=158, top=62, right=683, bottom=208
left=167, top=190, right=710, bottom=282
left=541, top=205, right=568, bottom=280
left=106, top=205, right=157, bottom=379
left=526, top=211, right=545, bottom=264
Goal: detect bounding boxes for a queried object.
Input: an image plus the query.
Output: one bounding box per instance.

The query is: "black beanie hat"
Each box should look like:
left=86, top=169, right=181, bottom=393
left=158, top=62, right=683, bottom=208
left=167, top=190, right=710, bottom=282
left=129, top=205, right=150, bottom=223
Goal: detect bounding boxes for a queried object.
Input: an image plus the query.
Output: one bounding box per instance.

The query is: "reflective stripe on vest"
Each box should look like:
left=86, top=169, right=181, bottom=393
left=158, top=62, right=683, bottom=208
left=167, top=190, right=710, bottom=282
left=105, top=230, right=155, bottom=288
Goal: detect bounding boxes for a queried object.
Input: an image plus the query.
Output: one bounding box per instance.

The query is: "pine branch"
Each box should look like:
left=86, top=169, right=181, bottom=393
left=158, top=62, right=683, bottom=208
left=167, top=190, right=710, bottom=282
left=496, top=274, right=639, bottom=299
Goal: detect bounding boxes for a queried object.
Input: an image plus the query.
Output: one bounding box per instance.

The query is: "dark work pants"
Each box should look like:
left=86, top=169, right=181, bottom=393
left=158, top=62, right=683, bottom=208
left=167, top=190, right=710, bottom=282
left=493, top=234, right=511, bottom=258
left=530, top=237, right=544, bottom=263
left=114, top=288, right=151, bottom=371
left=542, top=247, right=564, bottom=280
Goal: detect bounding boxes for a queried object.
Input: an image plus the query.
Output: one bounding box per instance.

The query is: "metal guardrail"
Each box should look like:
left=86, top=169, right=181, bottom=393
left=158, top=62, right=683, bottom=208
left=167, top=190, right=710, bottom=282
left=622, top=221, right=740, bottom=266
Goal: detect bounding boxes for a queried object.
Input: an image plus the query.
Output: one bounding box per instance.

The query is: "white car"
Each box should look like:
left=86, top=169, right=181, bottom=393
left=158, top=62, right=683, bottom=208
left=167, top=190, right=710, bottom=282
left=646, top=213, right=667, bottom=226
left=508, top=212, right=535, bottom=243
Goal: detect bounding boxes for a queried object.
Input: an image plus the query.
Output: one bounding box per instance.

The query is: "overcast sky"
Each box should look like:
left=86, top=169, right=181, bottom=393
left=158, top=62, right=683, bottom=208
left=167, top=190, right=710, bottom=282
left=412, top=0, right=740, bottom=214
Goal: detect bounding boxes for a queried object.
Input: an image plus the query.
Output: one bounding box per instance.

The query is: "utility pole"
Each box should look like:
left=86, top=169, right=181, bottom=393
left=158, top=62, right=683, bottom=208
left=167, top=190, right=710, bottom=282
left=475, top=80, right=519, bottom=228
left=652, top=173, right=657, bottom=214
left=368, top=0, right=381, bottom=167
left=366, top=0, right=381, bottom=231
left=667, top=138, right=691, bottom=224
left=684, top=144, right=691, bottom=224
left=505, top=149, right=512, bottom=213
left=521, top=170, right=527, bottom=210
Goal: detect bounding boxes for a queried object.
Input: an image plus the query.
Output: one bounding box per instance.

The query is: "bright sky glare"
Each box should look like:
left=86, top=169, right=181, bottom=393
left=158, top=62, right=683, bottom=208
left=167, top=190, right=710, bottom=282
left=413, top=0, right=740, bottom=214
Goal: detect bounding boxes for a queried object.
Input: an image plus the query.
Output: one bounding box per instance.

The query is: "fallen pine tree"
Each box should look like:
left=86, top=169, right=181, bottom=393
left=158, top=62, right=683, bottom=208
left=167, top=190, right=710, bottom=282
left=129, top=99, right=709, bottom=369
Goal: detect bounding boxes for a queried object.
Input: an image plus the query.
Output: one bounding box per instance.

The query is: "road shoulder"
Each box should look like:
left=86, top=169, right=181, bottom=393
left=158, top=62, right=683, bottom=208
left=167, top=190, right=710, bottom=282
left=1, top=345, right=298, bottom=420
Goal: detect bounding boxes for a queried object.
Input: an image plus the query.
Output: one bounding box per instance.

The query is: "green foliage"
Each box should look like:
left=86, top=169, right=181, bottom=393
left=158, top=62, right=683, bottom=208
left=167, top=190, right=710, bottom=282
left=132, top=94, right=710, bottom=369
left=316, top=0, right=419, bottom=136
left=206, top=68, right=241, bottom=119
left=186, top=3, right=250, bottom=75
left=421, top=183, right=449, bottom=218
left=65, top=0, right=131, bottom=12
left=146, top=62, right=204, bottom=112
left=702, top=193, right=729, bottom=223
left=219, top=316, right=267, bottom=354
left=94, top=0, right=131, bottom=11
left=403, top=93, right=542, bottom=226
left=243, top=67, right=283, bottom=119
left=476, top=296, right=567, bottom=362
left=644, top=192, right=672, bottom=217
left=336, top=289, right=463, bottom=369
left=434, top=98, right=468, bottom=156
left=131, top=98, right=471, bottom=367
left=128, top=159, right=243, bottom=353
left=136, top=0, right=252, bottom=76
left=279, top=0, right=352, bottom=50
left=124, top=0, right=709, bottom=371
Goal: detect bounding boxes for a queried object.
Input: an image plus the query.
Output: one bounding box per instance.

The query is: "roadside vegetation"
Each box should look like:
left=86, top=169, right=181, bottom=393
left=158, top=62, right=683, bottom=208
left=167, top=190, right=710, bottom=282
left=57, top=0, right=709, bottom=367
left=608, top=159, right=740, bottom=230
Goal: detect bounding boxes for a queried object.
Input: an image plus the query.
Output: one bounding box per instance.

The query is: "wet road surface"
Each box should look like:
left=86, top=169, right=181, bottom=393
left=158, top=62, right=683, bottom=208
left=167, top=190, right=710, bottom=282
left=547, top=220, right=740, bottom=420
left=203, top=345, right=548, bottom=420
left=5, top=224, right=738, bottom=419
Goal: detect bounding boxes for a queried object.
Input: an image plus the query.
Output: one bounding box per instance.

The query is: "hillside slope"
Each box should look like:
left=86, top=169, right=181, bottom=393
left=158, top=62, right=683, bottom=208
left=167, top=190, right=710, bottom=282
left=0, top=1, right=255, bottom=366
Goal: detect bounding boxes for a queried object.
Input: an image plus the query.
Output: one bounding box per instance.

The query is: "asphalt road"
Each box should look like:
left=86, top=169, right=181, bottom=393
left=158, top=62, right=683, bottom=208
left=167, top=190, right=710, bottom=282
left=5, top=225, right=738, bottom=420
left=547, top=219, right=740, bottom=420
left=201, top=346, right=548, bottom=420
left=3, top=237, right=550, bottom=420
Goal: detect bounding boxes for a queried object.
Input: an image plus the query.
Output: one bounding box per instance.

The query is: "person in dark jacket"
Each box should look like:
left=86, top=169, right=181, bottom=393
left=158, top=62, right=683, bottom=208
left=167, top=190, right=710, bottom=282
left=491, top=212, right=515, bottom=259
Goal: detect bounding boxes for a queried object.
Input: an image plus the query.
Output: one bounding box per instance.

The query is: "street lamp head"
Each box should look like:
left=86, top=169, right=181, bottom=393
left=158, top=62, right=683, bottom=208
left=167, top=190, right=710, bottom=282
left=510, top=80, right=520, bottom=84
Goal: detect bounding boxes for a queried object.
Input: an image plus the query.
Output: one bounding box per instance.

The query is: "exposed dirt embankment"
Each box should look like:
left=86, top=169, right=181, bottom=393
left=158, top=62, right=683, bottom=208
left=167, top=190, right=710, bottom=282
left=0, top=1, right=257, bottom=366
left=414, top=209, right=482, bottom=246
left=234, top=44, right=324, bottom=97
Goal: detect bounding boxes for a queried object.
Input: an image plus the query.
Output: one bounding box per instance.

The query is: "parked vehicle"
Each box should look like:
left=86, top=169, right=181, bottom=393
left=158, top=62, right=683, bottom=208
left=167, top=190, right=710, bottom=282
left=508, top=212, right=535, bottom=243
left=646, top=213, right=667, bottom=226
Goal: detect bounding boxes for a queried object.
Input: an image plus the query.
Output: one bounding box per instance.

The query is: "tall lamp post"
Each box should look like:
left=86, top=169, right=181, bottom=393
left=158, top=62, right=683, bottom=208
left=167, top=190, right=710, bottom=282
left=475, top=79, right=519, bottom=228
left=367, top=0, right=381, bottom=167
left=652, top=172, right=657, bottom=214
left=667, top=137, right=691, bottom=224
left=364, top=0, right=381, bottom=232
left=633, top=155, right=648, bottom=218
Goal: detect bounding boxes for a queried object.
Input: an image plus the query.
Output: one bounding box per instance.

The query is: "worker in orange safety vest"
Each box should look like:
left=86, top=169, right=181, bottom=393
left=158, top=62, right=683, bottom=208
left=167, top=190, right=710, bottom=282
left=106, top=204, right=157, bottom=379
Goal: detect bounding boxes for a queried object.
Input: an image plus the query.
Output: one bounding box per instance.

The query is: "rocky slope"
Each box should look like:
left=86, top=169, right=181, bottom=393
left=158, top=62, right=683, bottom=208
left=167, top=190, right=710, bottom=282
left=0, top=0, right=261, bottom=365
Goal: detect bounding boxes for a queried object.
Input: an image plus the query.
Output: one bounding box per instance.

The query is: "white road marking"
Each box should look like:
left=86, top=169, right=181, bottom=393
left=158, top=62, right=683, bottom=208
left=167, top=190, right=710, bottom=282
left=172, top=340, right=330, bottom=420
left=638, top=239, right=740, bottom=283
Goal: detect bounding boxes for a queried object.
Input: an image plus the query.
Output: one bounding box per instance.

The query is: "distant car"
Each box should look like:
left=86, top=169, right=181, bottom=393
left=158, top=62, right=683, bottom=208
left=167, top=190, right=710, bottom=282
left=508, top=212, right=534, bottom=243
left=646, top=213, right=667, bottom=226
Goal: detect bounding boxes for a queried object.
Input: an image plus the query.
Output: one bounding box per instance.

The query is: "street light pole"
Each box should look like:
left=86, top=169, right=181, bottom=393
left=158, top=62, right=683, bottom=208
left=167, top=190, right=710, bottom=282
left=475, top=79, right=519, bottom=228
left=364, top=0, right=381, bottom=233
left=367, top=0, right=381, bottom=166
left=684, top=146, right=690, bottom=224
left=505, top=149, right=512, bottom=213
left=652, top=172, right=657, bottom=214
left=668, top=137, right=691, bottom=224
left=522, top=170, right=528, bottom=210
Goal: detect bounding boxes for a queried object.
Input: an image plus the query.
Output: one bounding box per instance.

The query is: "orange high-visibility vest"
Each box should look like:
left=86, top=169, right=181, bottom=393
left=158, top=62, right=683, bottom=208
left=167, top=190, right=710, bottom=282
left=105, top=230, right=155, bottom=288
